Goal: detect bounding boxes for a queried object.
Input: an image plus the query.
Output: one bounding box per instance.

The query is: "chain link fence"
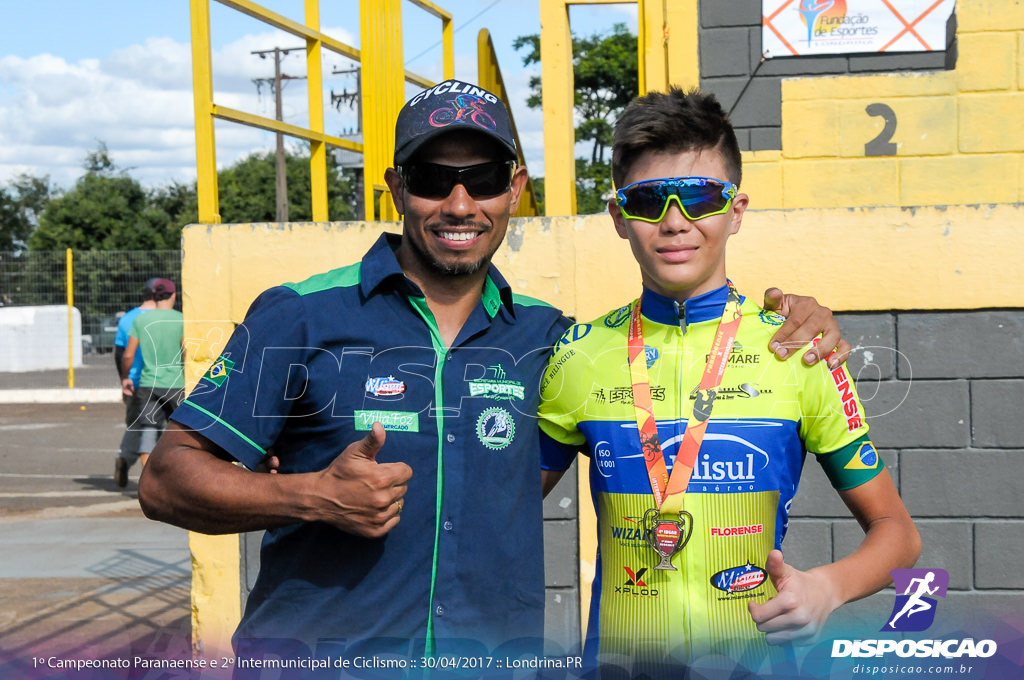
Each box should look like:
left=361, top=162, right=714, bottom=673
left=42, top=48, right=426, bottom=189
left=0, top=250, right=181, bottom=382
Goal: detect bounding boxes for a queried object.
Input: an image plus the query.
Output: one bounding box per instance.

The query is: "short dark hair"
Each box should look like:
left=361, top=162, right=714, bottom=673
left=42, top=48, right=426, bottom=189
left=143, top=277, right=176, bottom=302
left=611, top=87, right=742, bottom=189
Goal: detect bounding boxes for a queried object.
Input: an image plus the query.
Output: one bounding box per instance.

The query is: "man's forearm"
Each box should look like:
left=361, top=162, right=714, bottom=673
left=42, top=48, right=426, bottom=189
left=121, top=355, right=135, bottom=380
left=139, top=428, right=321, bottom=535
left=140, top=422, right=413, bottom=539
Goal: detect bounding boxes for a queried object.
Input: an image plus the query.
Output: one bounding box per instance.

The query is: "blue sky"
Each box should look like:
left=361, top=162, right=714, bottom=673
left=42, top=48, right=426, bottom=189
left=0, top=0, right=637, bottom=189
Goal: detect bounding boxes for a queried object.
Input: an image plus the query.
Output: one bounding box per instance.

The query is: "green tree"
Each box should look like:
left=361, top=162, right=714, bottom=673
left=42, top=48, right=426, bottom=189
left=142, top=181, right=200, bottom=247
left=29, top=143, right=157, bottom=250
left=28, top=142, right=360, bottom=252
left=217, top=147, right=359, bottom=223
left=514, top=23, right=638, bottom=213
left=575, top=159, right=613, bottom=216
left=0, top=174, right=52, bottom=251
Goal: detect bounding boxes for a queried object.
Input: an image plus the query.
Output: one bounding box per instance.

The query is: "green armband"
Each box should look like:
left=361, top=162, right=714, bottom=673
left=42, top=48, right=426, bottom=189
left=815, top=435, right=884, bottom=491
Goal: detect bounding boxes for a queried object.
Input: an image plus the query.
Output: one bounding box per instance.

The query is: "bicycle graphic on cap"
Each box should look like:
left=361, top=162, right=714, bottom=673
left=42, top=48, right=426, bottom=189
left=429, top=94, right=496, bottom=131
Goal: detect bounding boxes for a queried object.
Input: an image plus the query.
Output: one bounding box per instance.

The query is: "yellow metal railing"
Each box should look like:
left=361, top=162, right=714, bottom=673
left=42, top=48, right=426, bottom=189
left=539, top=0, right=699, bottom=216
left=477, top=29, right=539, bottom=217
left=190, top=0, right=454, bottom=224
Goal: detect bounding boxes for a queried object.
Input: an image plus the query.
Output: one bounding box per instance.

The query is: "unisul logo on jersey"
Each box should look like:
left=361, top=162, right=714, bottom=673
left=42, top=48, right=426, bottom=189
left=690, top=451, right=767, bottom=485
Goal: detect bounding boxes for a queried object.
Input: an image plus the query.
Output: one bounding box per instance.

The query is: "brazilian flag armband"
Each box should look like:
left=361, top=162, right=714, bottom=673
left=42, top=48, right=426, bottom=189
left=815, top=436, right=884, bottom=491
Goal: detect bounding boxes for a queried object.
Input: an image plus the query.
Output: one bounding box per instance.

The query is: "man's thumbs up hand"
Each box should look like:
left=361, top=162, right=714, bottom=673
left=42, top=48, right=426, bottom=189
left=315, top=422, right=413, bottom=538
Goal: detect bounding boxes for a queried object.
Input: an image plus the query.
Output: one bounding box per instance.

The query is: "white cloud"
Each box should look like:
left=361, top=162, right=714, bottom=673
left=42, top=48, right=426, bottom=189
left=0, top=18, right=554, bottom=192
left=0, top=44, right=198, bottom=188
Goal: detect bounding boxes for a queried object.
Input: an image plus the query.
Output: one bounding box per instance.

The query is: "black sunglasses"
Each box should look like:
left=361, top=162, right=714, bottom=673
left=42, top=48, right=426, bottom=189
left=399, top=160, right=515, bottom=199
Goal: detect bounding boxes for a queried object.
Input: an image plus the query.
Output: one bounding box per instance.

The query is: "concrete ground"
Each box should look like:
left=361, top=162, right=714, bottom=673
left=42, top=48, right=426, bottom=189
left=0, top=397, right=193, bottom=675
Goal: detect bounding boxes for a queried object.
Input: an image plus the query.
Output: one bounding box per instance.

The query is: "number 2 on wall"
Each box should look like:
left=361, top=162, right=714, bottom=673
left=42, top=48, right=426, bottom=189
left=865, top=103, right=898, bottom=156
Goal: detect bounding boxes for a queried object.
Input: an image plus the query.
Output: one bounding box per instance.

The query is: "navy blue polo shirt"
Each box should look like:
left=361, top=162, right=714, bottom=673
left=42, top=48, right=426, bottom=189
left=172, top=233, right=570, bottom=660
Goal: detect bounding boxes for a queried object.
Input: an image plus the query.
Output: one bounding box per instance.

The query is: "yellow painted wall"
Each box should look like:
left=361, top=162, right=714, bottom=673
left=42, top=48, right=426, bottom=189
left=183, top=206, right=1022, bottom=346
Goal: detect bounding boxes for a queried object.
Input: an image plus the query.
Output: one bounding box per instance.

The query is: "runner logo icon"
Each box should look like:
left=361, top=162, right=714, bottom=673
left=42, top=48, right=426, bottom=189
left=882, top=568, right=949, bottom=632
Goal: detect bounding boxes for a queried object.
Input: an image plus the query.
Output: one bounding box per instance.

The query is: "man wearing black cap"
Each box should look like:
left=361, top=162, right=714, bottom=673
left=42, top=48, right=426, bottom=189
left=121, top=278, right=184, bottom=469
left=139, top=79, right=850, bottom=664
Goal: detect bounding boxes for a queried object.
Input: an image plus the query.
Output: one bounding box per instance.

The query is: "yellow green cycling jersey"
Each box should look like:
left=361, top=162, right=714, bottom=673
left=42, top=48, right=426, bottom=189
left=538, top=284, right=882, bottom=672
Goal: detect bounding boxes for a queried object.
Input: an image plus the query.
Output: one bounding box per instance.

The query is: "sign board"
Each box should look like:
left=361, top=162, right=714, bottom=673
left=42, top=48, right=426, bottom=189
left=762, top=0, right=956, bottom=57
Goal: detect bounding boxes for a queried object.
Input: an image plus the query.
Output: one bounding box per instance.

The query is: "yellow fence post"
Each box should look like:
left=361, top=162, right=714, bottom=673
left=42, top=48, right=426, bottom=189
left=66, top=248, right=74, bottom=389
left=361, top=0, right=405, bottom=220
left=665, top=0, right=700, bottom=90
left=540, top=1, right=576, bottom=216
left=191, top=0, right=221, bottom=224
left=638, top=0, right=667, bottom=93
left=306, top=0, right=328, bottom=221
left=477, top=29, right=539, bottom=217
left=440, top=6, right=454, bottom=79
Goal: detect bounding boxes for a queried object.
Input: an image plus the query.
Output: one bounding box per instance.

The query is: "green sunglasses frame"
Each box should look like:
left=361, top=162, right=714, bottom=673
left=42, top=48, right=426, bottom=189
left=615, top=176, right=738, bottom=223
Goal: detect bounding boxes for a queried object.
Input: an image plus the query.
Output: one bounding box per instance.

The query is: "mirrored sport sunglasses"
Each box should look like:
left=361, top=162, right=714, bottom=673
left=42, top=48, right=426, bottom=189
left=399, top=160, right=516, bottom=199
left=615, top=176, right=737, bottom=223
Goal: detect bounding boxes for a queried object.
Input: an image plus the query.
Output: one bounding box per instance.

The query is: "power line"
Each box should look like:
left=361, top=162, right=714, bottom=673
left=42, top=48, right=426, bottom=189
left=252, top=46, right=306, bottom=223
left=405, top=0, right=503, bottom=65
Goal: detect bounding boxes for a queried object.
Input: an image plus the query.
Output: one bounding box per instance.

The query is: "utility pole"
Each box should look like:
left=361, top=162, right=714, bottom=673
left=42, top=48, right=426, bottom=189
left=331, top=66, right=363, bottom=219
left=252, top=46, right=305, bottom=222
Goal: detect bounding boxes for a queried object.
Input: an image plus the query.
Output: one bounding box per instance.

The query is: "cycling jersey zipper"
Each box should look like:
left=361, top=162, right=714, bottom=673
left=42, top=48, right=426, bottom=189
left=673, top=297, right=695, bottom=656
left=673, top=299, right=687, bottom=335
left=674, top=298, right=688, bottom=424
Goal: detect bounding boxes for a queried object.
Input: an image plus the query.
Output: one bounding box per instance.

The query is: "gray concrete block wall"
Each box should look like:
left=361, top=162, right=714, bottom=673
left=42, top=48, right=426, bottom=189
left=543, top=460, right=581, bottom=651
left=787, top=310, right=1024, bottom=624
left=698, top=0, right=955, bottom=150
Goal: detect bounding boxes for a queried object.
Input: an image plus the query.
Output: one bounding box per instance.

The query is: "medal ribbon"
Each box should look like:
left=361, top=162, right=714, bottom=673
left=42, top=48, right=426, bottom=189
left=627, top=281, right=743, bottom=515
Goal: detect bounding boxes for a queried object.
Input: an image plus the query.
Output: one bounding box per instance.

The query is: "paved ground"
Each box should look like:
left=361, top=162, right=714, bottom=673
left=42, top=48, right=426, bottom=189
left=0, top=400, right=193, bottom=675
left=0, top=353, right=117, bottom=390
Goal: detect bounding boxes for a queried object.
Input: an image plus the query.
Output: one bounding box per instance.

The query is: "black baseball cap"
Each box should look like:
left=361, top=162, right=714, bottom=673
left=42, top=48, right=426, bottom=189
left=394, top=79, right=517, bottom=166
left=143, top=278, right=176, bottom=296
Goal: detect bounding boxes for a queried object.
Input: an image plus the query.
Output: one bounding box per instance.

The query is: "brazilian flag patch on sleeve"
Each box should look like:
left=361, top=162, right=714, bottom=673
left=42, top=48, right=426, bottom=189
left=817, top=437, right=883, bottom=490
left=845, top=441, right=879, bottom=470
left=204, top=356, right=235, bottom=387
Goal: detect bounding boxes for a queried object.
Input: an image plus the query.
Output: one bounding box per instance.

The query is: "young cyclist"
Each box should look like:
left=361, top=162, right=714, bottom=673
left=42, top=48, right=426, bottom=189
left=537, top=88, right=920, bottom=676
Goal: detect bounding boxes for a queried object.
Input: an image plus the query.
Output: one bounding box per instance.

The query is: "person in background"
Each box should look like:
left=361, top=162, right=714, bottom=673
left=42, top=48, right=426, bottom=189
left=121, top=278, right=184, bottom=470
left=112, top=279, right=159, bottom=487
